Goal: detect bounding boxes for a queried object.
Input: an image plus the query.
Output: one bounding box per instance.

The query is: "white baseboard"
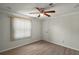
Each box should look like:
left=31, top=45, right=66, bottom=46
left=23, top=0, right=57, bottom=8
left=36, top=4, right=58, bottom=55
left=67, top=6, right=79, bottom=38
left=44, top=39, right=79, bottom=51
left=0, top=39, right=40, bottom=53
left=0, top=39, right=79, bottom=53
left=0, top=43, right=28, bottom=53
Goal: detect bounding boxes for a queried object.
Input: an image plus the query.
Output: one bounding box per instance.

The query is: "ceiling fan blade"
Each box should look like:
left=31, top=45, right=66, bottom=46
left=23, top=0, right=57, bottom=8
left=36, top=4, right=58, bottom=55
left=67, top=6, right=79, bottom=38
left=44, top=10, right=55, bottom=13
left=36, top=7, right=41, bottom=11
left=36, top=7, right=44, bottom=13
left=44, top=13, right=51, bottom=17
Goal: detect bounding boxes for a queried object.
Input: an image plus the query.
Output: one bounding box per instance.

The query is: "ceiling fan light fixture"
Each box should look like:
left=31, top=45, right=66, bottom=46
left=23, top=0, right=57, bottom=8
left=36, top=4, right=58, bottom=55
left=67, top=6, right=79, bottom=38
left=40, top=13, right=44, bottom=16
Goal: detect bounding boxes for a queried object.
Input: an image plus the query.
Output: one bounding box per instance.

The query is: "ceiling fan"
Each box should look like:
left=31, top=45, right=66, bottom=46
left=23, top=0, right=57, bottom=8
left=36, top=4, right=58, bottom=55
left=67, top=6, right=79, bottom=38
left=30, top=3, right=56, bottom=17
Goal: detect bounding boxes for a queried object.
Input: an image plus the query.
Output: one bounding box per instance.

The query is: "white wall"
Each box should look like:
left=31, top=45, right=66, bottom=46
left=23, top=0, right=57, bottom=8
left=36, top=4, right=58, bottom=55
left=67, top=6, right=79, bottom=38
left=42, top=12, right=79, bottom=51
left=0, top=13, right=41, bottom=52
left=1, top=7, right=79, bottom=53
left=0, top=13, right=3, bottom=51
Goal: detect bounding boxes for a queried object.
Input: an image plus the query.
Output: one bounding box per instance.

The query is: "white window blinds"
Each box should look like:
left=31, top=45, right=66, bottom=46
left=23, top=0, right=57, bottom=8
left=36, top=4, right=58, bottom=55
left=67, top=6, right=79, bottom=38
left=12, top=17, right=31, bottom=40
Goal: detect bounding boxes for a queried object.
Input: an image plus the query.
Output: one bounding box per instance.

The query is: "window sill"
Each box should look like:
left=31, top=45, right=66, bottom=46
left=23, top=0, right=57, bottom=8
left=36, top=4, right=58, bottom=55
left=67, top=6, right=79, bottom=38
left=11, top=36, right=31, bottom=41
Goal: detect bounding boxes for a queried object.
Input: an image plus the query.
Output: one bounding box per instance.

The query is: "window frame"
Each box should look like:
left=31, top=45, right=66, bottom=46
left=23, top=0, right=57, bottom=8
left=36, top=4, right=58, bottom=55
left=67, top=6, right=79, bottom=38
left=10, top=16, right=32, bottom=41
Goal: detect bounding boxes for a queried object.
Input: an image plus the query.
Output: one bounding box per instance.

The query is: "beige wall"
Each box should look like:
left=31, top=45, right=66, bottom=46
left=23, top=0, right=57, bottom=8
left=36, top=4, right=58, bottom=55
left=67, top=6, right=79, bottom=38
left=0, top=14, right=3, bottom=51
left=1, top=8, right=79, bottom=52
left=0, top=13, right=41, bottom=52
left=42, top=12, right=79, bottom=51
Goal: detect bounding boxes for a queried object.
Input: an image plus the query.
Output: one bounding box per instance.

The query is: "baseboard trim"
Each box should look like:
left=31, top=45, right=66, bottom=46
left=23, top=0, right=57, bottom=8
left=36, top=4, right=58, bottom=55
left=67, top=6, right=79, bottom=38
left=43, top=40, right=79, bottom=51
left=0, top=39, right=79, bottom=53
left=0, top=39, right=40, bottom=53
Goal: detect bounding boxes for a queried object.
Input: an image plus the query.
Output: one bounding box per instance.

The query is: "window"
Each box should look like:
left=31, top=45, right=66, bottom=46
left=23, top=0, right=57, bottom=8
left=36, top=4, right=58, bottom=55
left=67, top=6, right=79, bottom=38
left=11, top=17, right=31, bottom=40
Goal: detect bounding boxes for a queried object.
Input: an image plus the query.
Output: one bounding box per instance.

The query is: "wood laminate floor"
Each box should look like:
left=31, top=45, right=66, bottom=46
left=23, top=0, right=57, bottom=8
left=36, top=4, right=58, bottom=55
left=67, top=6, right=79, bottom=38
left=0, top=40, right=79, bottom=55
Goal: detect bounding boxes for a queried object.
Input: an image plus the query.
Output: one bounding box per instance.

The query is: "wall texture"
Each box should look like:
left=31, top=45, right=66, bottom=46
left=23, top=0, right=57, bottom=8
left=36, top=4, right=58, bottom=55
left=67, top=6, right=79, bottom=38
left=0, top=13, right=41, bottom=52
left=1, top=8, right=79, bottom=52
left=0, top=14, right=3, bottom=51
left=42, top=12, right=79, bottom=51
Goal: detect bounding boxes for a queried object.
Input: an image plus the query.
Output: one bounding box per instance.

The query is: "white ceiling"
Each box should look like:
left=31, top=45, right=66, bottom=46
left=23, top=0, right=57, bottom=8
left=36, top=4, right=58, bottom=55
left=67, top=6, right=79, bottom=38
left=0, top=3, right=79, bottom=18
